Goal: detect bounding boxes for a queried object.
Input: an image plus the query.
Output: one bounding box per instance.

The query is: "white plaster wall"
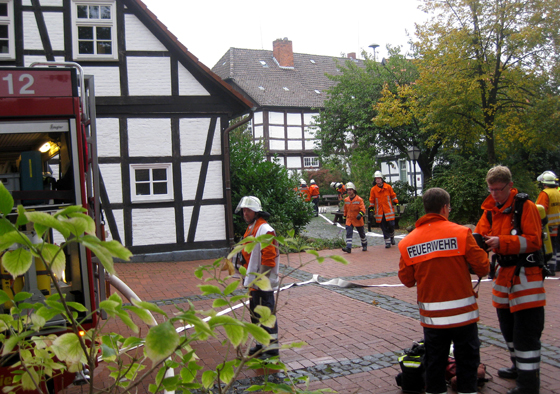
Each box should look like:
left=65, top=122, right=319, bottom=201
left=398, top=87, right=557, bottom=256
left=286, top=156, right=301, bottom=169
left=127, top=57, right=171, bottom=96
left=183, top=206, right=193, bottom=241
left=43, top=12, right=64, bottom=51
left=202, top=161, right=223, bottom=200
left=272, top=156, right=285, bottom=166
left=305, top=139, right=319, bottom=150
left=96, top=118, right=120, bottom=157
left=81, top=66, right=121, bottom=97
left=125, top=14, right=167, bottom=51
left=269, top=140, right=285, bottom=150
left=304, top=113, right=318, bottom=125
left=24, top=55, right=65, bottom=67
left=22, top=0, right=31, bottom=5
left=39, top=0, right=62, bottom=5
left=23, top=12, right=42, bottom=50
left=269, top=125, right=284, bottom=139
left=269, top=112, right=283, bottom=124
left=287, top=140, right=303, bottom=150
left=180, top=118, right=209, bottom=156
left=99, top=163, right=123, bottom=203
left=304, top=126, right=316, bottom=139
left=103, top=209, right=124, bottom=243
left=287, top=127, right=302, bottom=139
left=287, top=113, right=301, bottom=125
left=194, top=205, right=226, bottom=242
left=181, top=162, right=202, bottom=200
left=178, top=64, right=210, bottom=96
left=128, top=118, right=172, bottom=157
left=131, top=208, right=175, bottom=246
left=210, top=119, right=222, bottom=155
left=254, top=112, right=263, bottom=124
left=254, top=125, right=263, bottom=138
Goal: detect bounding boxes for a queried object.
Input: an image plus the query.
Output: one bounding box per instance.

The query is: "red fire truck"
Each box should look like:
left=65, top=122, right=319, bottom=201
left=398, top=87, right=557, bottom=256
left=0, top=63, right=107, bottom=392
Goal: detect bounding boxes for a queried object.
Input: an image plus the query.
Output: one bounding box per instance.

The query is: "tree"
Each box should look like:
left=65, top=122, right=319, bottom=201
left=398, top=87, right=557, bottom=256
left=315, top=49, right=441, bottom=182
left=411, top=0, right=560, bottom=164
left=229, top=126, right=313, bottom=239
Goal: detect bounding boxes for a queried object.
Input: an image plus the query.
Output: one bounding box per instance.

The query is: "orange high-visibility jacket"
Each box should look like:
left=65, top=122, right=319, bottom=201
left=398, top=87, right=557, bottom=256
left=369, top=182, right=398, bottom=223
left=300, top=186, right=312, bottom=202
left=343, top=195, right=366, bottom=227
left=536, top=188, right=560, bottom=236
left=242, top=217, right=279, bottom=290
left=309, top=184, right=320, bottom=199
left=399, top=213, right=489, bottom=329
left=336, top=184, right=347, bottom=200
left=475, top=188, right=545, bottom=312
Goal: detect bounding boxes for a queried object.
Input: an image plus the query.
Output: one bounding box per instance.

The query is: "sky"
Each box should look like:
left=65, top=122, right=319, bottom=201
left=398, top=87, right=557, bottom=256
left=139, top=0, right=429, bottom=69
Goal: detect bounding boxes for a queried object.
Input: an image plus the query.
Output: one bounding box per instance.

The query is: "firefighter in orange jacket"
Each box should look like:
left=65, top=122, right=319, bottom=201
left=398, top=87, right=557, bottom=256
left=536, top=171, right=560, bottom=274
left=475, top=165, right=544, bottom=394
left=299, top=179, right=312, bottom=202
left=309, top=179, right=320, bottom=217
left=236, top=196, right=279, bottom=358
left=369, top=171, right=399, bottom=248
left=342, top=182, right=367, bottom=253
left=399, top=187, right=489, bottom=394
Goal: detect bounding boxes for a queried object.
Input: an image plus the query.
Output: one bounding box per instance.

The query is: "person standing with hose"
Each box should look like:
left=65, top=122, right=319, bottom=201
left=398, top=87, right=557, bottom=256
left=342, top=182, right=367, bottom=253
left=369, top=171, right=399, bottom=248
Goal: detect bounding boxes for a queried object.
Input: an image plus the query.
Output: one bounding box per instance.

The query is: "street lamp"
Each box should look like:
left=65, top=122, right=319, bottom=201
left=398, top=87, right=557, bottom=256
left=407, top=146, right=421, bottom=220
left=369, top=43, right=379, bottom=62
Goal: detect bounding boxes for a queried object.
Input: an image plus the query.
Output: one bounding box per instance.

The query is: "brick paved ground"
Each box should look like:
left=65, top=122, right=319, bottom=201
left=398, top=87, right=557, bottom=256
left=66, top=225, right=560, bottom=394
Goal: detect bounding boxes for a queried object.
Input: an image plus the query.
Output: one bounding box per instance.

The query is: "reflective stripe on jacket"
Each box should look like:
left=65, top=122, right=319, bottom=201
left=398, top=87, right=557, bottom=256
left=398, top=214, right=490, bottom=328
left=309, top=184, right=320, bottom=199
left=343, top=195, right=366, bottom=227
left=475, top=188, right=545, bottom=312
left=242, top=217, right=279, bottom=290
left=369, top=183, right=398, bottom=223
left=537, top=188, right=560, bottom=236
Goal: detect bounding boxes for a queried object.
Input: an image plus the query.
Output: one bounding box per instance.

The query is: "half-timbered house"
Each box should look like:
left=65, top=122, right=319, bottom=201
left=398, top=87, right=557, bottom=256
left=1, top=0, right=254, bottom=261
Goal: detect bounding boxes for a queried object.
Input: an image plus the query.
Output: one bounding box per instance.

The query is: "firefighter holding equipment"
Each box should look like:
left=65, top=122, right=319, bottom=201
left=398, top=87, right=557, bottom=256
left=342, top=182, right=367, bottom=253
left=235, top=196, right=280, bottom=358
left=536, top=171, right=560, bottom=274
left=369, top=171, right=399, bottom=248
left=309, top=179, right=320, bottom=217
left=475, top=165, right=545, bottom=394
left=399, top=187, right=489, bottom=394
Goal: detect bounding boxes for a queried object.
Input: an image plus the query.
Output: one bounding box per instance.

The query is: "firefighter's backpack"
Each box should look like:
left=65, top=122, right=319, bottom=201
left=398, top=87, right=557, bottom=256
left=395, top=340, right=426, bottom=394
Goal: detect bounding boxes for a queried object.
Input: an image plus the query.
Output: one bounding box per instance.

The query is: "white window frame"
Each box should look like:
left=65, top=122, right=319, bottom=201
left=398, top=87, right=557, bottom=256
left=0, top=0, right=15, bottom=61
left=303, top=157, right=319, bottom=168
left=399, top=159, right=408, bottom=183
left=71, top=0, right=118, bottom=61
left=130, top=163, right=174, bottom=203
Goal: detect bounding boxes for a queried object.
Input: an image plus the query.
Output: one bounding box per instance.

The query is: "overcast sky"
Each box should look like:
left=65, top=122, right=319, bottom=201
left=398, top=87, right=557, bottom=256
left=140, top=0, right=428, bottom=69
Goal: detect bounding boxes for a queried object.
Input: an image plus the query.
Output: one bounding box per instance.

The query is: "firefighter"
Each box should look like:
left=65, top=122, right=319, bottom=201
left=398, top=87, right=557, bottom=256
left=475, top=165, right=544, bottom=394
left=342, top=182, right=367, bottom=253
left=309, top=179, right=320, bottom=217
left=369, top=171, right=399, bottom=248
left=235, top=196, right=280, bottom=358
left=536, top=172, right=560, bottom=274
left=299, top=179, right=311, bottom=202
left=399, top=187, right=489, bottom=394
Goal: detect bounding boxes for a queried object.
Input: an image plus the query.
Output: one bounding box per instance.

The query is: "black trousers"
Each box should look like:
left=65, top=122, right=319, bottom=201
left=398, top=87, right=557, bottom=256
left=423, top=323, right=480, bottom=393
left=249, top=289, right=278, bottom=343
left=380, top=214, right=395, bottom=240
left=497, top=307, right=544, bottom=391
left=345, top=225, right=367, bottom=249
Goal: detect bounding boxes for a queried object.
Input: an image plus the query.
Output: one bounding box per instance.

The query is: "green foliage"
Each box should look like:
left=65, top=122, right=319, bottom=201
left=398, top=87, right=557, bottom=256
left=391, top=181, right=416, bottom=205
left=229, top=127, right=314, bottom=239
left=0, top=179, right=346, bottom=394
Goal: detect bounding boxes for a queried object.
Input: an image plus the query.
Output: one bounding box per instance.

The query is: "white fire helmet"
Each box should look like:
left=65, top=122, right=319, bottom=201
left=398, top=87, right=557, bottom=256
left=374, top=171, right=383, bottom=178
left=346, top=182, right=356, bottom=191
left=310, top=179, right=316, bottom=185
left=330, top=182, right=336, bottom=188
left=235, top=196, right=262, bottom=213
left=537, top=171, right=557, bottom=183
left=300, top=178, right=307, bottom=186
left=541, top=173, right=558, bottom=186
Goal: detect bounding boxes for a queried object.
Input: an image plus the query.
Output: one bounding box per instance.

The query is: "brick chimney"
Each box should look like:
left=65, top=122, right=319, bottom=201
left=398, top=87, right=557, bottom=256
left=273, top=38, right=294, bottom=68
left=347, top=52, right=356, bottom=59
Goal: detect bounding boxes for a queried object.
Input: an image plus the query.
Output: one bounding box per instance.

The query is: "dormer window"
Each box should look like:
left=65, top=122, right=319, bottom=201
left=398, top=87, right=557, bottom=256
left=72, top=1, right=118, bottom=60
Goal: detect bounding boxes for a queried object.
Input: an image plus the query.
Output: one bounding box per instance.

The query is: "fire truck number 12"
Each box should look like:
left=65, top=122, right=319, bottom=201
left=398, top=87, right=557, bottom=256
left=2, top=73, right=36, bottom=95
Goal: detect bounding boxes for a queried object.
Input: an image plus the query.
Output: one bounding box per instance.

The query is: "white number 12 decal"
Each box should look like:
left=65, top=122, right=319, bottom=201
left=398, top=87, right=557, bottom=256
left=1, top=73, right=36, bottom=95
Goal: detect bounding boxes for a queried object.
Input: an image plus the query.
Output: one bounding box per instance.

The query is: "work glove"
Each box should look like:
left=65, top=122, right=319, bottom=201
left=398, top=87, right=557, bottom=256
left=368, top=206, right=374, bottom=212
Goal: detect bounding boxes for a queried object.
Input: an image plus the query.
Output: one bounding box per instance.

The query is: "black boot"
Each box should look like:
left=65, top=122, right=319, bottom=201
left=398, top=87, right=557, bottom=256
left=248, top=344, right=262, bottom=356
left=391, top=236, right=395, bottom=245
left=362, top=244, right=367, bottom=251
left=507, top=369, right=540, bottom=394
left=498, top=365, right=518, bottom=379
left=342, top=246, right=352, bottom=253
